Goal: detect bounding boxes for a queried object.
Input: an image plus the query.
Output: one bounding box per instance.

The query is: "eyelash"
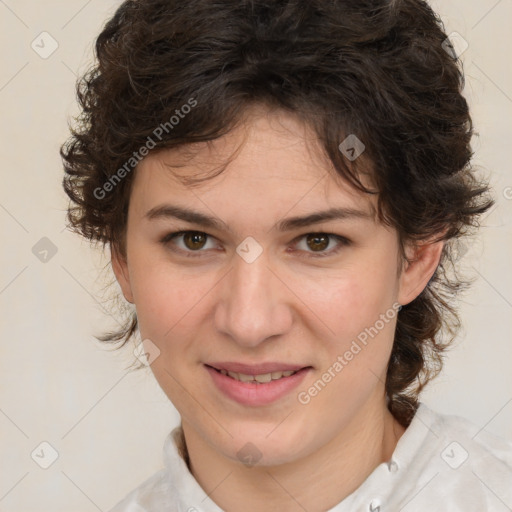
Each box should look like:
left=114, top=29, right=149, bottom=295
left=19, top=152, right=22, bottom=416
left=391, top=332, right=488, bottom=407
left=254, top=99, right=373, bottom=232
left=159, top=230, right=351, bottom=259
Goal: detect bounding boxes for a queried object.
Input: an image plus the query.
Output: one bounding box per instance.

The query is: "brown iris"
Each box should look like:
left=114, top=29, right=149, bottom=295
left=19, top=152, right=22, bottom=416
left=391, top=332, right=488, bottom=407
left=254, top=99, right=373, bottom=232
left=306, top=234, right=329, bottom=252
left=183, top=231, right=208, bottom=250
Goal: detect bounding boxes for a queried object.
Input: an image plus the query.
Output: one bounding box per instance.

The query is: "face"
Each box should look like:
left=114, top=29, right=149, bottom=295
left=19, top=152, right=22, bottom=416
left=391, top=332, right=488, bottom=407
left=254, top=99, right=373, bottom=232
left=113, top=106, right=441, bottom=466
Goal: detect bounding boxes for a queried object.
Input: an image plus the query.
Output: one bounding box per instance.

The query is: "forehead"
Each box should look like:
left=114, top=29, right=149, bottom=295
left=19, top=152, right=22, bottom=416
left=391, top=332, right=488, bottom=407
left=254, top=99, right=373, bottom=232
left=132, top=107, right=377, bottom=221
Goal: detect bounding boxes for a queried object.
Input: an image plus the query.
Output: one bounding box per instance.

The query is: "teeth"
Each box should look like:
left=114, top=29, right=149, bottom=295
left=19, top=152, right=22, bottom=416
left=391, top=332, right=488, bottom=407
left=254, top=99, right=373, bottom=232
left=218, top=369, right=298, bottom=382
left=254, top=373, right=272, bottom=383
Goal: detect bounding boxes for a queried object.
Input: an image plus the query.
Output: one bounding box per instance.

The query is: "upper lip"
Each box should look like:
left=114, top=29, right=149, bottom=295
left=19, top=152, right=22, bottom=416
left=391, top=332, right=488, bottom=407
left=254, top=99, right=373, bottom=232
left=206, top=362, right=310, bottom=375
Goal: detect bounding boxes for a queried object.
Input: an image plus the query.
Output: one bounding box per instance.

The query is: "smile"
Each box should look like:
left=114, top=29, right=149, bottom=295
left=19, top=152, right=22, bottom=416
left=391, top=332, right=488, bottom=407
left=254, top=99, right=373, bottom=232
left=217, top=368, right=297, bottom=382
left=204, top=364, right=312, bottom=406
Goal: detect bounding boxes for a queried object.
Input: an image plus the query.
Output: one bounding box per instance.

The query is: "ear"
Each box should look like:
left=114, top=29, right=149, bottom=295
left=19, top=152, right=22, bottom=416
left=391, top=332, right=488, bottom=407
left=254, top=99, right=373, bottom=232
left=397, top=238, right=444, bottom=306
left=111, top=245, right=134, bottom=304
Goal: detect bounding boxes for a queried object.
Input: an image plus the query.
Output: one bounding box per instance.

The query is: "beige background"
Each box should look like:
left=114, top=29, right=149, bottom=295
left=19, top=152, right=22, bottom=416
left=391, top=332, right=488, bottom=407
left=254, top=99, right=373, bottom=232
left=0, top=1, right=511, bottom=510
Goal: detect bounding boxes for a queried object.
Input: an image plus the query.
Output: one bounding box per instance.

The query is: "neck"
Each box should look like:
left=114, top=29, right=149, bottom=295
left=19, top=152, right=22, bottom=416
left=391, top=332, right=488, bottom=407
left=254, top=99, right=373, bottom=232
left=181, top=398, right=406, bottom=512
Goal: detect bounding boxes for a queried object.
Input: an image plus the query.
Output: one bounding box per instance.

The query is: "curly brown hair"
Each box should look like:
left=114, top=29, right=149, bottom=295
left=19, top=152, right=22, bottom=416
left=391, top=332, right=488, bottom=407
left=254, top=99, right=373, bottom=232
left=61, top=0, right=493, bottom=427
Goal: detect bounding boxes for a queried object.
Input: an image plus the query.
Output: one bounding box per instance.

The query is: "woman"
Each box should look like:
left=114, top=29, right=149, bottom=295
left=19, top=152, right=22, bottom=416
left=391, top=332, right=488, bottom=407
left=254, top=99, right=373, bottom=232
left=61, top=0, right=512, bottom=510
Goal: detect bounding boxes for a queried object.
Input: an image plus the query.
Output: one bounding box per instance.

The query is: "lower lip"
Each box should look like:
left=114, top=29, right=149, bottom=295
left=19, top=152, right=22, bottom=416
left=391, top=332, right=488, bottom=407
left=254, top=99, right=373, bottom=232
left=205, top=365, right=311, bottom=406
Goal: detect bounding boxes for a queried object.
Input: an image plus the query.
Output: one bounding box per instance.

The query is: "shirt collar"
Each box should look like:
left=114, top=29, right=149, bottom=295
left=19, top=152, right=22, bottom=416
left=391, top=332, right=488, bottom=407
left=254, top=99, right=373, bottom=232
left=163, top=427, right=224, bottom=512
left=162, top=402, right=437, bottom=511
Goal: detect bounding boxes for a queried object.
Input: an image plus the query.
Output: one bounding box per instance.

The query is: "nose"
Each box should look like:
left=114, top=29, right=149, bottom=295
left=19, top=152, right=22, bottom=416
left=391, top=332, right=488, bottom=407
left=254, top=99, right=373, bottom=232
left=214, top=248, right=293, bottom=348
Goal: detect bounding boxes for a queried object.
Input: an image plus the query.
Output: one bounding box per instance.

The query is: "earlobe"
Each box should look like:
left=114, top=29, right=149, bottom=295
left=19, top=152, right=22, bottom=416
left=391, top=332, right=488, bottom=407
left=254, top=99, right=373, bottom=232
left=111, top=245, right=134, bottom=304
left=398, top=239, right=445, bottom=306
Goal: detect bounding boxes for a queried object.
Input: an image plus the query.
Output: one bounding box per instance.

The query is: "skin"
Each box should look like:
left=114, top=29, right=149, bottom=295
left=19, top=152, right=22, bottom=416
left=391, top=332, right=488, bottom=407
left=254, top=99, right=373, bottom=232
left=112, top=105, right=444, bottom=511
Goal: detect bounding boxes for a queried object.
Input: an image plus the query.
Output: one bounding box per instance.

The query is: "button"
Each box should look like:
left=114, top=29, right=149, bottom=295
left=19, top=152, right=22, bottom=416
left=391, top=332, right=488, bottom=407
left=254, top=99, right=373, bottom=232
left=387, top=460, right=399, bottom=473
left=369, top=498, right=381, bottom=511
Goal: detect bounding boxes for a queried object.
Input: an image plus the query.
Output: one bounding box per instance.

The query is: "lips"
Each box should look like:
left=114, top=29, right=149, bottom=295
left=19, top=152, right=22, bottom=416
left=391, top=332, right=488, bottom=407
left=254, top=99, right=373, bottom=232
left=206, top=362, right=308, bottom=374
left=205, top=363, right=312, bottom=406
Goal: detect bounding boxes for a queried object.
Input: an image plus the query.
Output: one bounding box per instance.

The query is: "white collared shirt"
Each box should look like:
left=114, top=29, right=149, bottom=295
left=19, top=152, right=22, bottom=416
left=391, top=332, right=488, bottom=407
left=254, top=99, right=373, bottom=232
left=108, top=403, right=512, bottom=511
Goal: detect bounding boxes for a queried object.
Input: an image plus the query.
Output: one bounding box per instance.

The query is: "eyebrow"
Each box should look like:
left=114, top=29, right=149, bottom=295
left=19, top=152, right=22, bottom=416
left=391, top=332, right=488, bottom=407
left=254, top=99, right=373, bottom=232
left=144, top=204, right=372, bottom=233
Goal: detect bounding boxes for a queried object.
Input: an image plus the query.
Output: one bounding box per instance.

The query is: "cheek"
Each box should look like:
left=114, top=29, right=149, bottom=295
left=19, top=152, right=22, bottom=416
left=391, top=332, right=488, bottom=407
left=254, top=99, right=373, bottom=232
left=128, top=259, right=192, bottom=336
left=130, top=264, right=224, bottom=360
left=306, top=274, right=398, bottom=410
left=303, top=269, right=399, bottom=400
left=302, top=265, right=397, bottom=341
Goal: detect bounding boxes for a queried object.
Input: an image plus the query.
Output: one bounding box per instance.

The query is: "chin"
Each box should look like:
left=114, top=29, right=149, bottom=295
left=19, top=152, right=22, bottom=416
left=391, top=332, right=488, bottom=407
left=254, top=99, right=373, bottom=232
left=217, top=423, right=313, bottom=468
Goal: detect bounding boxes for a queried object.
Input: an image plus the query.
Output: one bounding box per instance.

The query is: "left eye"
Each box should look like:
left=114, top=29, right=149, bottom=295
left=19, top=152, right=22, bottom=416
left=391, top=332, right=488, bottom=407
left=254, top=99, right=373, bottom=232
left=293, top=233, right=349, bottom=257
left=160, top=231, right=350, bottom=258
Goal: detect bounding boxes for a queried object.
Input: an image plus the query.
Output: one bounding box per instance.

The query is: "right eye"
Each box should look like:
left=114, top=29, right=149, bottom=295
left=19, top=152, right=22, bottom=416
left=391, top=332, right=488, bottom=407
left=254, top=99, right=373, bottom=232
left=160, top=230, right=218, bottom=257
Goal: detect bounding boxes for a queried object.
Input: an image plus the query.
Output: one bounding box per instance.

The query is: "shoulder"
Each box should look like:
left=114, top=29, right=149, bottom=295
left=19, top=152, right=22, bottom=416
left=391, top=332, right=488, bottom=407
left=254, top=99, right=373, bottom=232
left=397, top=403, right=512, bottom=511
left=106, top=427, right=204, bottom=512
left=107, top=468, right=174, bottom=512
left=424, top=403, right=512, bottom=468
